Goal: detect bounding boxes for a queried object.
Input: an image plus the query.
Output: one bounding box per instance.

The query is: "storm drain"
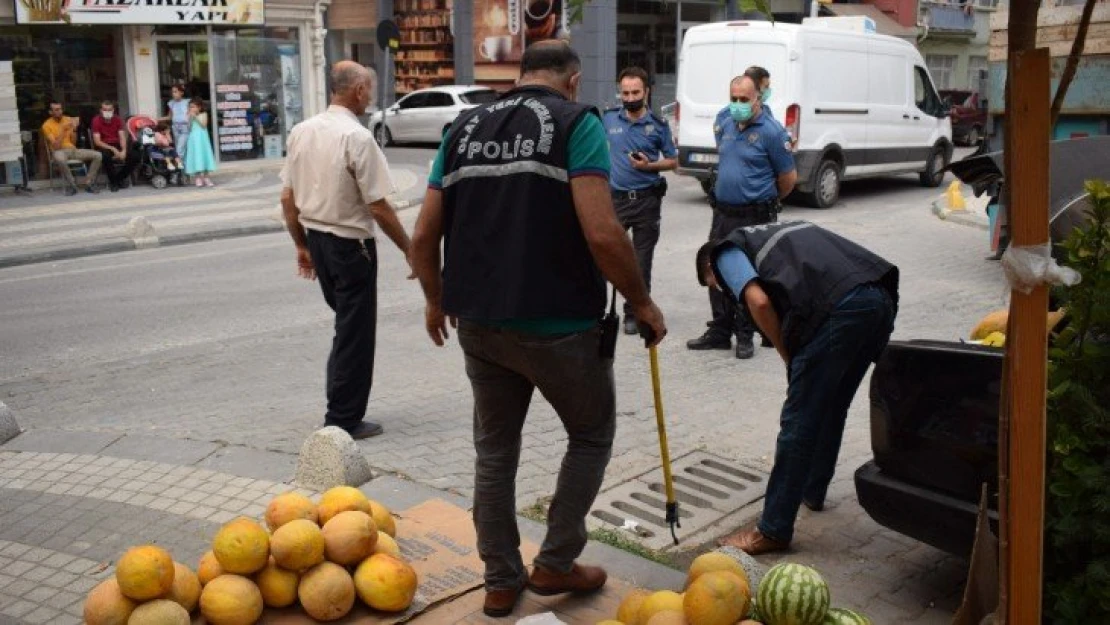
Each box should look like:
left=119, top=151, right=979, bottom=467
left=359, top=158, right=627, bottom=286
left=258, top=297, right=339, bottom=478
left=590, top=451, right=768, bottom=550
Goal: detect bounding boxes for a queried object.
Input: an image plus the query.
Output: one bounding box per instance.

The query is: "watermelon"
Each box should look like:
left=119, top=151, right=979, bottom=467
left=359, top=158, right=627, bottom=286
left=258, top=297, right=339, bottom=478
left=755, top=563, right=830, bottom=625
left=822, top=607, right=872, bottom=625
left=749, top=598, right=764, bottom=621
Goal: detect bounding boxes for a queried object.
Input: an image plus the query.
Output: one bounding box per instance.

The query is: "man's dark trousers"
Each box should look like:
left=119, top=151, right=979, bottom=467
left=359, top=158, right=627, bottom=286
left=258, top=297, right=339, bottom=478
left=306, top=230, right=378, bottom=430
left=97, top=148, right=137, bottom=187
left=614, top=192, right=661, bottom=316
left=705, top=207, right=776, bottom=340
left=759, top=284, right=896, bottom=543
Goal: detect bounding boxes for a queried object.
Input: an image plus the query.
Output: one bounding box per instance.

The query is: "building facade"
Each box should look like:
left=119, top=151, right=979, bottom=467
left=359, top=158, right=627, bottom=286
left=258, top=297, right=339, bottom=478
left=0, top=0, right=329, bottom=180
left=918, top=0, right=1001, bottom=92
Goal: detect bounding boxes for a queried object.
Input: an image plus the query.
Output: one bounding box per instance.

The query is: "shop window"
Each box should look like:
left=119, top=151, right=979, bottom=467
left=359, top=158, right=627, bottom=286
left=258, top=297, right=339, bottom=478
left=211, top=27, right=302, bottom=162
left=0, top=26, right=121, bottom=180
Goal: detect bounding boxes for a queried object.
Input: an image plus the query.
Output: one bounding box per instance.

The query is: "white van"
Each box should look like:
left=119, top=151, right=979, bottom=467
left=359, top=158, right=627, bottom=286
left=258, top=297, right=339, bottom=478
left=675, top=18, right=953, bottom=208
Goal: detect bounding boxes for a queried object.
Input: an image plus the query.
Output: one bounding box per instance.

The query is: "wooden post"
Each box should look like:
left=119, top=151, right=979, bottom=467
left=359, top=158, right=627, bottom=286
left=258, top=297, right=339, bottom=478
left=1005, top=47, right=1050, bottom=624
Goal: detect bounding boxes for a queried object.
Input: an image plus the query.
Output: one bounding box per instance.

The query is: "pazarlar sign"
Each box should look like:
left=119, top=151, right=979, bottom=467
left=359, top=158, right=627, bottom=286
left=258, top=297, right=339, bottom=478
left=15, top=0, right=265, bottom=26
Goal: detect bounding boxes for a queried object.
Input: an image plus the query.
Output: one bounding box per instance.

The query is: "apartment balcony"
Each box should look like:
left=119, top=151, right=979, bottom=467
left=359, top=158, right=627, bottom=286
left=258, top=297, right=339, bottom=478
left=922, top=2, right=977, bottom=37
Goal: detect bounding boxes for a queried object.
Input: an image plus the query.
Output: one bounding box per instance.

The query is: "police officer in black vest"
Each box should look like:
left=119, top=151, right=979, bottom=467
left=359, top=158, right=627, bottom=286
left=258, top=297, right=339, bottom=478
left=411, top=41, right=667, bottom=618
left=696, top=221, right=898, bottom=555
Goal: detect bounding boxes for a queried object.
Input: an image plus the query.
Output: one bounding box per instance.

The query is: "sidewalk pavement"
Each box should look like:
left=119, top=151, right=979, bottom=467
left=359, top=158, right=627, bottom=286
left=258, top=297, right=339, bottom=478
left=0, top=430, right=684, bottom=625
left=0, top=159, right=426, bottom=270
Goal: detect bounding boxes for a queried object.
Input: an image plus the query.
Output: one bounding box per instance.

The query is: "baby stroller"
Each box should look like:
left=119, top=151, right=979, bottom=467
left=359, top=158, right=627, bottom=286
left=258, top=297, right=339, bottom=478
left=126, top=115, right=185, bottom=189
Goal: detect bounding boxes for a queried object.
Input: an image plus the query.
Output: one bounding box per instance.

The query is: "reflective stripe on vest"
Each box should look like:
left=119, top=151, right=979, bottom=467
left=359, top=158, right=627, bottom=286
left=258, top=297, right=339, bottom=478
left=441, top=160, right=569, bottom=188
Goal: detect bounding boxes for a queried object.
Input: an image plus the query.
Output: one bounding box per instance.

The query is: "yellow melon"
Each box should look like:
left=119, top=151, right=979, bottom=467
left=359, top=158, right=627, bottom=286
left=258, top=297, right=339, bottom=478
left=368, top=500, right=397, bottom=537
left=317, top=486, right=372, bottom=525
left=598, top=621, right=626, bottom=625
left=255, top=557, right=300, bottom=608
left=115, top=545, right=175, bottom=601
left=166, top=562, right=201, bottom=613
left=646, top=610, right=689, bottom=625
left=970, top=308, right=1066, bottom=341
left=127, top=599, right=190, bottom=625
left=683, top=570, right=751, bottom=625
left=638, top=591, right=685, bottom=625
left=270, top=518, right=326, bottom=571
left=322, top=510, right=378, bottom=566
left=372, top=531, right=402, bottom=559
left=299, top=561, right=356, bottom=621
left=199, top=574, right=264, bottom=625
left=197, top=550, right=224, bottom=586
left=618, top=588, right=651, bottom=625
left=265, top=491, right=319, bottom=531
left=83, top=578, right=137, bottom=625
left=685, top=552, right=749, bottom=589
left=212, top=517, right=270, bottom=575
left=353, top=553, right=418, bottom=612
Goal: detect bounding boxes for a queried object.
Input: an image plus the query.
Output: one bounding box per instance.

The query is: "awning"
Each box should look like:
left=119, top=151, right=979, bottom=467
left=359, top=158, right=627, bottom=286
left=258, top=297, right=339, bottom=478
left=824, top=3, right=920, bottom=41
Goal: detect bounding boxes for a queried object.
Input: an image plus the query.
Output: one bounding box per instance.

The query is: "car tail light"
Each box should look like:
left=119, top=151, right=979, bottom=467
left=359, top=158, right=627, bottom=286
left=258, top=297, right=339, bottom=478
left=784, top=104, right=800, bottom=150
left=674, top=102, right=681, bottom=146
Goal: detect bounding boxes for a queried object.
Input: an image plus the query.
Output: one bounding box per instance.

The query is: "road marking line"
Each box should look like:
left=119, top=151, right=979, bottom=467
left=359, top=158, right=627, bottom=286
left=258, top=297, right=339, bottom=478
left=1, top=198, right=272, bottom=234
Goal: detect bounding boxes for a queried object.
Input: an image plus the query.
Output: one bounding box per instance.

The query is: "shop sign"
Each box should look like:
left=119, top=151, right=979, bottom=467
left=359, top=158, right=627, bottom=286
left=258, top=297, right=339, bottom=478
left=215, top=83, right=254, bottom=154
left=15, top=0, right=265, bottom=26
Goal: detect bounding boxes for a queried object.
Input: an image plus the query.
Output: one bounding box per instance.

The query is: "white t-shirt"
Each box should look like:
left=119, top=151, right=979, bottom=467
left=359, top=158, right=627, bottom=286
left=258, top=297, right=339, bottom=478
left=281, top=105, right=396, bottom=240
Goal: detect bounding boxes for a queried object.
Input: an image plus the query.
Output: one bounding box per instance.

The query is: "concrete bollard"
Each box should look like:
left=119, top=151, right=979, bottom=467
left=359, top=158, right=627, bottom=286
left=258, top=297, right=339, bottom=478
left=0, top=401, right=22, bottom=444
left=125, top=216, right=159, bottom=249
left=294, top=426, right=374, bottom=491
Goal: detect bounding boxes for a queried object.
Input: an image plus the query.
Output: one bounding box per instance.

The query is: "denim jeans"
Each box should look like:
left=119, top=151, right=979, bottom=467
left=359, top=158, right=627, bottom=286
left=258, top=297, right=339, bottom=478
left=457, top=321, right=615, bottom=590
left=758, top=284, right=896, bottom=543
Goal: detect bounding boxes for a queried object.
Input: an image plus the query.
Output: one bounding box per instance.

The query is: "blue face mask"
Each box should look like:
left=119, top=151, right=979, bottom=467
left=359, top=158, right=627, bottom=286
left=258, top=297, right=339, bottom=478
left=761, top=87, right=773, bottom=103
left=729, top=101, right=753, bottom=123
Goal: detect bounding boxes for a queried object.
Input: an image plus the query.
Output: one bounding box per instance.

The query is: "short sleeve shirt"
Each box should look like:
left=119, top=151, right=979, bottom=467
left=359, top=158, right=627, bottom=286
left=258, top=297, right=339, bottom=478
left=91, top=115, right=124, bottom=148
left=715, top=245, right=759, bottom=302
left=601, top=108, right=677, bottom=191
left=281, top=105, right=396, bottom=240
left=713, top=108, right=795, bottom=205
left=41, top=117, right=77, bottom=150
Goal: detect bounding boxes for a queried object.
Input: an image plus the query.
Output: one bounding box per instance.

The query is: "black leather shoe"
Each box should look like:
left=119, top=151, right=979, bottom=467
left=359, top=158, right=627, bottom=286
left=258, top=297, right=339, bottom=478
left=65, top=186, right=78, bottom=196
left=347, top=422, right=383, bottom=439
left=735, top=335, right=755, bottom=359
left=85, top=184, right=99, bottom=194
left=623, top=315, right=638, bottom=335
left=686, top=330, right=731, bottom=351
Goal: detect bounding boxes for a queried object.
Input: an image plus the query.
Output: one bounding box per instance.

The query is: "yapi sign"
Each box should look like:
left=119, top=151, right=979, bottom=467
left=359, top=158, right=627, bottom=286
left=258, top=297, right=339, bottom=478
left=15, top=0, right=265, bottom=25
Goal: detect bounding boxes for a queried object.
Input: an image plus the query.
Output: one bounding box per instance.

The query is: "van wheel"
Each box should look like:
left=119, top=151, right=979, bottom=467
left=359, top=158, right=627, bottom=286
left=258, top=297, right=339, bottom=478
left=375, top=124, right=392, bottom=147
left=919, top=147, right=947, bottom=187
left=805, top=158, right=841, bottom=208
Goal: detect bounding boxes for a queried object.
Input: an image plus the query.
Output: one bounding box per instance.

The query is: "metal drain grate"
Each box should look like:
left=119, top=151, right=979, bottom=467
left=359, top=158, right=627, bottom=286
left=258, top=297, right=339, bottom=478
left=590, top=451, right=768, bottom=550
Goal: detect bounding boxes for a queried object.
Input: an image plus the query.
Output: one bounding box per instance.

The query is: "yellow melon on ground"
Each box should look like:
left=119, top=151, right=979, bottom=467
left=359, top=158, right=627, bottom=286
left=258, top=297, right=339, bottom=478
left=115, top=545, right=175, bottom=601
left=127, top=599, right=190, bottom=625
left=255, top=557, right=300, bottom=608
left=166, top=562, right=201, bottom=613
left=372, top=531, right=401, bottom=559
left=197, top=550, right=224, bottom=586
left=318, top=486, right=372, bottom=525
left=271, top=518, right=326, bottom=571
left=83, top=578, right=137, bottom=625
left=685, top=552, right=749, bottom=589
left=199, top=574, right=264, bottom=625
left=212, top=517, right=270, bottom=575
left=597, top=621, right=625, bottom=625
left=683, top=570, right=750, bottom=625
left=638, top=591, right=685, bottom=625
left=646, top=610, right=689, bottom=625
left=368, top=500, right=397, bottom=537
left=266, top=491, right=319, bottom=531
left=299, top=561, right=356, bottom=621
left=617, top=588, right=651, bottom=625
left=353, top=553, right=418, bottom=612
left=322, top=510, right=378, bottom=566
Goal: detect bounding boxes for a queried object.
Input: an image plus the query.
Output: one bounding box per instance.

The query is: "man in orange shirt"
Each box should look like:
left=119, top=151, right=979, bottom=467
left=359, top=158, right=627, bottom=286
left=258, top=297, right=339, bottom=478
left=41, top=99, right=102, bottom=195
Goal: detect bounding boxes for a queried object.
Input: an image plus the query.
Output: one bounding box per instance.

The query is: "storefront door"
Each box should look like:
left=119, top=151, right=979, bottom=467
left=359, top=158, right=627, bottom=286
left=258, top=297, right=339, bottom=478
left=155, top=39, right=212, bottom=114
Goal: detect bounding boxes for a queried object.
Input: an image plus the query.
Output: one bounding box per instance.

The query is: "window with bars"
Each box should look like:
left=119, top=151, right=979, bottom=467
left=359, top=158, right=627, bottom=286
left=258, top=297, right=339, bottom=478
left=926, top=54, right=958, bottom=90
left=968, top=56, right=988, bottom=89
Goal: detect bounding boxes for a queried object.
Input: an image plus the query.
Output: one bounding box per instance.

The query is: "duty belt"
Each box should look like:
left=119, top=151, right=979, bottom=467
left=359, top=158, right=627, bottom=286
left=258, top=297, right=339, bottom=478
left=612, top=185, right=663, bottom=201
left=715, top=200, right=780, bottom=219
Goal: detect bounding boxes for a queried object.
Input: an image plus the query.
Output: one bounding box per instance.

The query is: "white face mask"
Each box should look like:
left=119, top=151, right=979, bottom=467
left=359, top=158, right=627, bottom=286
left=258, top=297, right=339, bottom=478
left=102, top=111, right=114, bottom=120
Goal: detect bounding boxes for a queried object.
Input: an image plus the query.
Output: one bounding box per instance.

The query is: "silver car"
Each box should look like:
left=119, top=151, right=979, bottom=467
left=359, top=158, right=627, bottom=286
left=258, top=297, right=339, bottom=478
left=369, top=85, right=499, bottom=146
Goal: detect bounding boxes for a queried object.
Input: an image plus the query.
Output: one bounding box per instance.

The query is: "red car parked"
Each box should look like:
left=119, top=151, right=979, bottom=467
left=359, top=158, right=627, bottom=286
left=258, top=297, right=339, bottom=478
left=940, top=89, right=988, bottom=147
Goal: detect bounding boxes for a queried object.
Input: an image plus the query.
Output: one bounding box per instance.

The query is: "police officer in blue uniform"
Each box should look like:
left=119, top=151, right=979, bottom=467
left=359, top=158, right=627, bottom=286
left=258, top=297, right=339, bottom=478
left=687, top=74, right=797, bottom=359
left=744, top=66, right=775, bottom=120
left=602, top=67, right=678, bottom=334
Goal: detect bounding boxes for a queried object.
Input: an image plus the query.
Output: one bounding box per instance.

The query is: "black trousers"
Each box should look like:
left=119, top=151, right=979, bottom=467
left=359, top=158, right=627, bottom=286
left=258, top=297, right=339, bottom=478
left=705, top=208, right=777, bottom=340
left=613, top=192, right=662, bottom=317
left=97, top=148, right=137, bottom=186
left=307, top=230, right=379, bottom=429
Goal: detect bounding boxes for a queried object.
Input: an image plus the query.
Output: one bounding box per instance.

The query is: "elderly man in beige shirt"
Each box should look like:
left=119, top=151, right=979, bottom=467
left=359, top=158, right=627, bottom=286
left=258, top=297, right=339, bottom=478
left=281, top=60, right=413, bottom=439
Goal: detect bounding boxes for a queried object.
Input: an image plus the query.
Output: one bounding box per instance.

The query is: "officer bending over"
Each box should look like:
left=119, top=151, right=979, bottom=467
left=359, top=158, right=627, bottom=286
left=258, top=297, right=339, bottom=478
left=697, top=221, right=899, bottom=554
left=602, top=66, right=678, bottom=334
left=687, top=74, right=796, bottom=359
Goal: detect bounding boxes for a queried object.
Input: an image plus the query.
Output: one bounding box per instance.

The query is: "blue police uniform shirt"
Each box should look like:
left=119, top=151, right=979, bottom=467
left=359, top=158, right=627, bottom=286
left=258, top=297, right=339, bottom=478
left=713, top=107, right=795, bottom=205
left=602, top=107, right=677, bottom=192
left=715, top=246, right=759, bottom=302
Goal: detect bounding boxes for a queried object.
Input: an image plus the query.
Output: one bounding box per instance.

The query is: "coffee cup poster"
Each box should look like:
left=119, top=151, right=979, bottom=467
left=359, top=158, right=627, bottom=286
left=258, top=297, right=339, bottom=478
left=474, top=0, right=570, bottom=89
left=15, top=0, right=265, bottom=25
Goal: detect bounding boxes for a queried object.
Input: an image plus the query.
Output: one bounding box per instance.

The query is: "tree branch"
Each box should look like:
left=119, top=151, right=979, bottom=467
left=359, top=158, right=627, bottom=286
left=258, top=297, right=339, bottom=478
left=1050, top=0, right=1097, bottom=128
